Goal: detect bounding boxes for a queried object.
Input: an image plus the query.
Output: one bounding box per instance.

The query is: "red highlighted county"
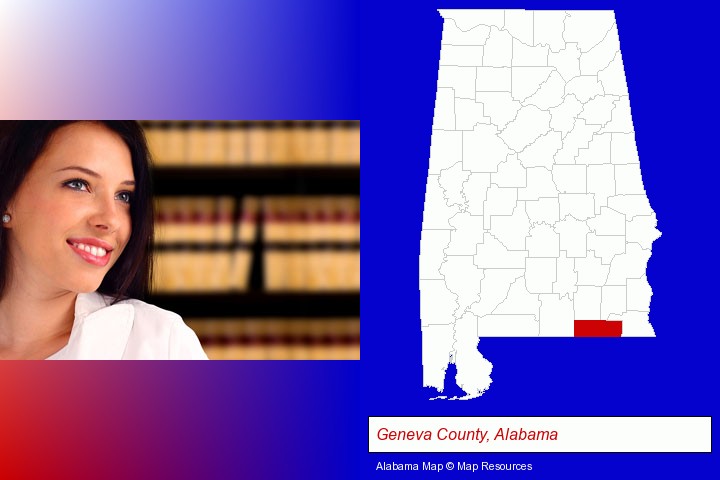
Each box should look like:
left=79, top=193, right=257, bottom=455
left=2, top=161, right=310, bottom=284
left=574, top=320, right=622, bottom=337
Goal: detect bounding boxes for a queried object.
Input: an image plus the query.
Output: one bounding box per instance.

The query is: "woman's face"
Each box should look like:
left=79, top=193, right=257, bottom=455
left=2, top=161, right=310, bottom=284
left=4, top=122, right=134, bottom=295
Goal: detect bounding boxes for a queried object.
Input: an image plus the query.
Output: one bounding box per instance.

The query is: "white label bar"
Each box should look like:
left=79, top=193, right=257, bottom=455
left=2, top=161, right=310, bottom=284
left=369, top=417, right=711, bottom=453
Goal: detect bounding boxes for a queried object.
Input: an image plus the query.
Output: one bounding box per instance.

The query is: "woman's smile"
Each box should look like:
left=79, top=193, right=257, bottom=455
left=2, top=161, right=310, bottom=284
left=67, top=237, right=115, bottom=267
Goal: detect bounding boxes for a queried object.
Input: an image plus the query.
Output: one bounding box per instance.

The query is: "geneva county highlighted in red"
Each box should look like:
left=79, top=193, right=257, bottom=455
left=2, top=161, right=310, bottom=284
left=574, top=320, right=622, bottom=337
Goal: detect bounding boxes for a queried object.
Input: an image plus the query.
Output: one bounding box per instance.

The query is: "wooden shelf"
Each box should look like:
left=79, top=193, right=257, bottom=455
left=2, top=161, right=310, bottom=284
left=147, top=292, right=360, bottom=318
left=153, top=166, right=360, bottom=195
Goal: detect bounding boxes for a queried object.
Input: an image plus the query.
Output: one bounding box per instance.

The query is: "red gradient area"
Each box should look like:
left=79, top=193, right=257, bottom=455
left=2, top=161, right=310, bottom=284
left=574, top=320, right=623, bottom=337
left=0, top=362, right=359, bottom=480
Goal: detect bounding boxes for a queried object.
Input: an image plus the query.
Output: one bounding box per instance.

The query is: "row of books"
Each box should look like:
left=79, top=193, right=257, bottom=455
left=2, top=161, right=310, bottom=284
left=142, top=121, right=360, bottom=166
left=154, top=196, right=360, bottom=244
left=153, top=250, right=359, bottom=292
left=151, top=195, right=360, bottom=292
left=185, top=318, right=360, bottom=360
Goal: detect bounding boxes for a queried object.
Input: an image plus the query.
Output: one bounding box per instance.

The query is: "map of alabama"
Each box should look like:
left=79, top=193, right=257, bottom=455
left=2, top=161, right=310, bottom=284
left=420, top=10, right=661, bottom=399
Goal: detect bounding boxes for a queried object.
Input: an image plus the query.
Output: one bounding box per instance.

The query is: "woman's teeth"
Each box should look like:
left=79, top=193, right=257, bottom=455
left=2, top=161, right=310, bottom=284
left=72, top=242, right=107, bottom=257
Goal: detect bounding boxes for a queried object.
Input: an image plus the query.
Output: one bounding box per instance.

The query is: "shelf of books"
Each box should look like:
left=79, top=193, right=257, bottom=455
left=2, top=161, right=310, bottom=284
left=142, top=121, right=360, bottom=360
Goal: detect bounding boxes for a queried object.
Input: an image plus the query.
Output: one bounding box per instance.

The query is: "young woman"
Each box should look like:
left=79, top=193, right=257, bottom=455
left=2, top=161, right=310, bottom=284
left=0, top=121, right=207, bottom=359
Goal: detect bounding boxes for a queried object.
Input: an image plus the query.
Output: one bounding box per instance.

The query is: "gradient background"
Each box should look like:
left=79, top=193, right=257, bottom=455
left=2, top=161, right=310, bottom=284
left=1, top=0, right=718, bottom=478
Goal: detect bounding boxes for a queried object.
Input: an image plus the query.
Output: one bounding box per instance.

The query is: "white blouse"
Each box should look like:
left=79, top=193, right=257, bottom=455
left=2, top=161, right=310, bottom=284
left=47, top=292, right=208, bottom=360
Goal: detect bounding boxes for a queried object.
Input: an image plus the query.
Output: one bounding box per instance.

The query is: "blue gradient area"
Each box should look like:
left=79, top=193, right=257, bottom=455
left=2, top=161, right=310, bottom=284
left=0, top=362, right=363, bottom=478
left=0, top=0, right=358, bottom=118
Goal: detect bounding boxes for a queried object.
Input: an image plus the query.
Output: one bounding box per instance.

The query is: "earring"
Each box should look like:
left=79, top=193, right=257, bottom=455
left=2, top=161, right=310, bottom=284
left=2, top=214, right=10, bottom=224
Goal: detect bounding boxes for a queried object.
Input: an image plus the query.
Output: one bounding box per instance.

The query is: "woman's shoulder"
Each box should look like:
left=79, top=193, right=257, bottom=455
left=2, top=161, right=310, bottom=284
left=84, top=293, right=208, bottom=359
left=115, top=296, right=183, bottom=324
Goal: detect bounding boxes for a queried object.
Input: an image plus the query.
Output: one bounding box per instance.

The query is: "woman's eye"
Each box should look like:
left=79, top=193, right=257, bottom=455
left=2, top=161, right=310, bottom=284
left=116, top=191, right=133, bottom=204
left=64, top=179, right=89, bottom=191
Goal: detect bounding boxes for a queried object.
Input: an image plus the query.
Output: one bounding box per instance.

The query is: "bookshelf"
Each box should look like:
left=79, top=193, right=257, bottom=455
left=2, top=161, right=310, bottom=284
left=142, top=121, right=360, bottom=359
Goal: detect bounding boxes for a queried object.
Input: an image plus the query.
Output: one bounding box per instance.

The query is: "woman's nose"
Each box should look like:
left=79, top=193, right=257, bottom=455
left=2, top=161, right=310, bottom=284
left=88, top=194, right=122, bottom=232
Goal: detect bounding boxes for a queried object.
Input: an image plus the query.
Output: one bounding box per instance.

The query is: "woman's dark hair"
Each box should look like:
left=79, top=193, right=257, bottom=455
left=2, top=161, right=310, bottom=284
left=0, top=121, right=154, bottom=302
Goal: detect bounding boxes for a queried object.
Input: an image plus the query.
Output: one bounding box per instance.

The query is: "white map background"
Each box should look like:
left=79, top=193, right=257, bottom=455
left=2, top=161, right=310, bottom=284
left=420, top=10, right=661, bottom=400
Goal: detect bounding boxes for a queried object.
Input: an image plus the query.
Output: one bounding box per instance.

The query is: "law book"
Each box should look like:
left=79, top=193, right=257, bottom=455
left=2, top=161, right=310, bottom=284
left=329, top=121, right=360, bottom=165
left=247, top=122, right=270, bottom=165
left=164, top=122, right=187, bottom=165
left=144, top=122, right=167, bottom=165
left=187, top=121, right=227, bottom=165
left=191, top=197, right=216, bottom=243
left=307, top=121, right=330, bottom=164
left=226, top=122, right=248, bottom=165
left=268, top=122, right=292, bottom=165
left=215, top=196, right=235, bottom=244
